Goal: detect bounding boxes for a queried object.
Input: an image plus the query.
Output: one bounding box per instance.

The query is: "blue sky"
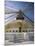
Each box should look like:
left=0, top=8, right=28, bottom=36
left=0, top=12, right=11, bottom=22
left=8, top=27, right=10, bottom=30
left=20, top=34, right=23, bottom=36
left=5, top=1, right=34, bottom=22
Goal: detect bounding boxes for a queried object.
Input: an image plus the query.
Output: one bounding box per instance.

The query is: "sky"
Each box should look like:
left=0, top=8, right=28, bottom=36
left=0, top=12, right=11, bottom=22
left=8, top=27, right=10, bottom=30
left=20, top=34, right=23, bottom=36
left=5, top=1, right=34, bottom=23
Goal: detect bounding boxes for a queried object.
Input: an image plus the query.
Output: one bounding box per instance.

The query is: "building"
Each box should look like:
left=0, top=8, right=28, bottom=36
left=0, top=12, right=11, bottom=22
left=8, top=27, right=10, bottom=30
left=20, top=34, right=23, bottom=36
left=5, top=10, right=34, bottom=33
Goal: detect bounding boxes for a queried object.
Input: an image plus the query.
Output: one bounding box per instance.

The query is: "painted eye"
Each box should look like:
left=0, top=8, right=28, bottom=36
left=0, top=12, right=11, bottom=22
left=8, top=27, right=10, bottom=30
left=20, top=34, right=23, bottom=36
left=9, top=30, right=11, bottom=32
left=16, top=30, right=18, bottom=32
left=13, top=30, right=14, bottom=32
